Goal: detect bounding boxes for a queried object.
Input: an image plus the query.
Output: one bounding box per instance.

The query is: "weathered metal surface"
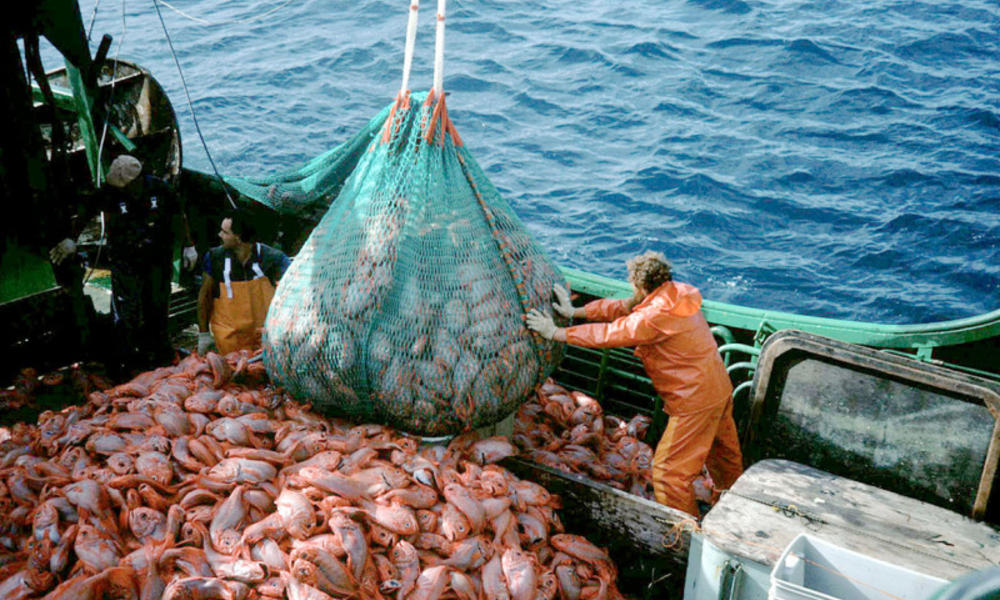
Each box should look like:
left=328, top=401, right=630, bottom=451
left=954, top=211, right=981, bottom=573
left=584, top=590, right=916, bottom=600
left=746, top=330, right=1000, bottom=523
left=701, top=459, right=1000, bottom=581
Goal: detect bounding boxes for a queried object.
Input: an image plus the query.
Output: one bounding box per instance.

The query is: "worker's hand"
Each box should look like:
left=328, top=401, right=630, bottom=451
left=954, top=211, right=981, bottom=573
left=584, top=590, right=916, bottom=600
left=197, top=332, right=215, bottom=356
left=526, top=309, right=558, bottom=340
left=552, top=284, right=575, bottom=319
left=182, top=245, right=199, bottom=271
left=49, top=238, right=77, bottom=265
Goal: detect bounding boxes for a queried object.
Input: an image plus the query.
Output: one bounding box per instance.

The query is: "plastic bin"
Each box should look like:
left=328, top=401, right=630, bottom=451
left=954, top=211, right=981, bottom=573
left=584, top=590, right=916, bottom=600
left=769, top=534, right=948, bottom=600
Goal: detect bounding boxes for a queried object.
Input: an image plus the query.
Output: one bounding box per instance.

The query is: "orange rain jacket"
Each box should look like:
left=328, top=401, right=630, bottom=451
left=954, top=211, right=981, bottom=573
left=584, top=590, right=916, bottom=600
left=564, top=281, right=732, bottom=416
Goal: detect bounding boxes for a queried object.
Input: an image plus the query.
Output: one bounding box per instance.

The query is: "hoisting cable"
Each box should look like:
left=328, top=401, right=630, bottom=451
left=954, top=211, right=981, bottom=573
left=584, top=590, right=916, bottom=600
left=86, top=0, right=104, bottom=40
left=380, top=0, right=420, bottom=144
left=432, top=0, right=445, bottom=97
left=83, top=0, right=128, bottom=286
left=156, top=0, right=296, bottom=27
left=400, top=0, right=420, bottom=95
left=95, top=0, right=128, bottom=177
left=151, top=0, right=237, bottom=209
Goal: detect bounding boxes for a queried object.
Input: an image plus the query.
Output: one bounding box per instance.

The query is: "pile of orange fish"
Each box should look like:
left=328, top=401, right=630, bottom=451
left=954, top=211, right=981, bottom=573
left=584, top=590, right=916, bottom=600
left=0, top=351, right=626, bottom=600
left=513, top=380, right=656, bottom=500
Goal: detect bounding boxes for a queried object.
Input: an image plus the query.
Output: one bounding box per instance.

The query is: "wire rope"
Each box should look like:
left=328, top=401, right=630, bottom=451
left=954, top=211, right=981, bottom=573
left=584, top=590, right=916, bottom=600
left=86, top=0, right=104, bottom=40
left=150, top=0, right=237, bottom=209
left=156, top=0, right=296, bottom=27
left=83, top=0, right=128, bottom=286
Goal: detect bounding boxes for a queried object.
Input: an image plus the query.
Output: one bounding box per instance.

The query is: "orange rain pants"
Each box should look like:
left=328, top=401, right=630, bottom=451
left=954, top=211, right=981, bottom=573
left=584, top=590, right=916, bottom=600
left=564, top=281, right=744, bottom=516
left=211, top=273, right=275, bottom=354
left=652, top=396, right=743, bottom=515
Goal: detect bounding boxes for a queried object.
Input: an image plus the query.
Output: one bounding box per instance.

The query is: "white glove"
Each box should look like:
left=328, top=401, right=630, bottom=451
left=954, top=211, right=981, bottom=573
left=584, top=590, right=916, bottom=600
left=49, top=238, right=77, bottom=265
left=526, top=309, right=558, bottom=340
left=197, top=332, right=215, bottom=355
left=552, top=284, right=575, bottom=319
left=182, top=246, right=199, bottom=271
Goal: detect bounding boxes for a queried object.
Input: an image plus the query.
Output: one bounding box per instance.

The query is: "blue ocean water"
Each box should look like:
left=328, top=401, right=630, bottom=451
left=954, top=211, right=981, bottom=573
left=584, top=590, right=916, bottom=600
left=46, top=0, right=1000, bottom=324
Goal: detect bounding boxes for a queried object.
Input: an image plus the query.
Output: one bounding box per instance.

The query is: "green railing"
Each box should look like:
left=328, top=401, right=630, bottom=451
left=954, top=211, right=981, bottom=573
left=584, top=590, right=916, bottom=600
left=559, top=266, right=1000, bottom=422
left=563, top=266, right=1000, bottom=353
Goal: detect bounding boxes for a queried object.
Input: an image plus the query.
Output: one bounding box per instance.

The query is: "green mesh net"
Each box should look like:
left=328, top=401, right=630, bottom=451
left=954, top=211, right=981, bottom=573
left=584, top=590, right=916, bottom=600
left=262, top=91, right=567, bottom=436
left=226, top=104, right=392, bottom=222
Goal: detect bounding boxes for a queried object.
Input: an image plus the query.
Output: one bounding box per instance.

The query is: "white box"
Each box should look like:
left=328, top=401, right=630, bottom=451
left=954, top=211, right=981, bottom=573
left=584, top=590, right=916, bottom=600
left=769, top=534, right=948, bottom=600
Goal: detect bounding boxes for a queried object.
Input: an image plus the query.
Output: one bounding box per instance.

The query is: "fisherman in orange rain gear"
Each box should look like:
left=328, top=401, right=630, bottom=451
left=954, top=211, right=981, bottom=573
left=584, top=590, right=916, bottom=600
left=526, top=251, right=743, bottom=516
left=197, top=212, right=291, bottom=355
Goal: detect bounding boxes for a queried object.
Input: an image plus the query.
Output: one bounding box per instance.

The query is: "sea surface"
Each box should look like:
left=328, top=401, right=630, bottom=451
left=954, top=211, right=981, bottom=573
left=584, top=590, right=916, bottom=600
left=44, top=0, right=1000, bottom=324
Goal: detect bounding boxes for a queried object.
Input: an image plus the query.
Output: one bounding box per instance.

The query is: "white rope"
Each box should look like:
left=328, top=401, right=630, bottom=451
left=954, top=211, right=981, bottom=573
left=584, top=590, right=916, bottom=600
left=86, top=0, right=104, bottom=40
left=152, top=0, right=238, bottom=209
left=95, top=0, right=129, bottom=183
left=432, top=0, right=446, bottom=95
left=156, top=0, right=296, bottom=27
left=82, top=0, right=127, bottom=286
left=399, top=0, right=420, bottom=95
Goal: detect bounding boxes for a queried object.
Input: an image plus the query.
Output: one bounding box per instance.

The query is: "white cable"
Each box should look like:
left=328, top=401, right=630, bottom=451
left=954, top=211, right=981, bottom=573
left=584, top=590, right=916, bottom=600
left=432, top=0, right=446, bottom=95
left=86, top=0, right=104, bottom=40
left=95, top=0, right=128, bottom=184
left=400, top=0, right=420, bottom=95
left=152, top=0, right=237, bottom=209
left=83, top=0, right=125, bottom=286
left=156, top=0, right=296, bottom=27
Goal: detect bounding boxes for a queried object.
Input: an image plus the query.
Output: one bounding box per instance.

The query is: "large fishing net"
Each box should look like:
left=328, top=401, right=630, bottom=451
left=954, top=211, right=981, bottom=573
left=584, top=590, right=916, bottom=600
left=225, top=105, right=391, bottom=223
left=263, top=90, right=567, bottom=436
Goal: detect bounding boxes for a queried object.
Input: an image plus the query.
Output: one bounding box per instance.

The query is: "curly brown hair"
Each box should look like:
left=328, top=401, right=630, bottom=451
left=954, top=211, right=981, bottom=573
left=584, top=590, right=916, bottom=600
left=626, top=251, right=673, bottom=292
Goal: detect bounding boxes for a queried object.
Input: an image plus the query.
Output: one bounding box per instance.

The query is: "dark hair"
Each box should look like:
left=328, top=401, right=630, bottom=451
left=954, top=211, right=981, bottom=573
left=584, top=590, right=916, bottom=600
left=226, top=211, right=257, bottom=243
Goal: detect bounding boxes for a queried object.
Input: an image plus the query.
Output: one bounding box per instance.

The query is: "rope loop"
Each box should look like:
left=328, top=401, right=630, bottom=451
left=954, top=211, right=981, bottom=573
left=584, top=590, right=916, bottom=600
left=662, top=518, right=701, bottom=550
left=156, top=0, right=296, bottom=27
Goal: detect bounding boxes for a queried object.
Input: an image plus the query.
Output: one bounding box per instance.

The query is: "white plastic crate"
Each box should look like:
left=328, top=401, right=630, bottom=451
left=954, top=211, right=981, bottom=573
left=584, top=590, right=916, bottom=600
left=769, top=534, right=948, bottom=600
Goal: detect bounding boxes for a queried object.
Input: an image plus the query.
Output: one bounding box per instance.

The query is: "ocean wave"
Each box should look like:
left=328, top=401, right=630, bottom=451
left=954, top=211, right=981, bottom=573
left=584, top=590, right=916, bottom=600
left=686, top=0, right=752, bottom=15
left=622, top=41, right=679, bottom=59
left=706, top=36, right=783, bottom=50
left=829, top=85, right=924, bottom=112
left=872, top=169, right=940, bottom=188
left=784, top=39, right=840, bottom=64
left=896, top=31, right=993, bottom=64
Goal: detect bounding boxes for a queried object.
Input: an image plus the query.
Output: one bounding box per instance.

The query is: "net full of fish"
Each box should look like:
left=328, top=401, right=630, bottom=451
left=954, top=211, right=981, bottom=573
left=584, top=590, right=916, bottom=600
left=0, top=350, right=627, bottom=600
left=263, top=91, right=568, bottom=437
left=513, top=380, right=657, bottom=500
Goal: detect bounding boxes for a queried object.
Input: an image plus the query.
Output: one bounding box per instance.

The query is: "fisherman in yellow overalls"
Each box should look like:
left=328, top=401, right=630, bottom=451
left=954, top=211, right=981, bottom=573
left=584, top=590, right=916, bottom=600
left=197, top=213, right=291, bottom=355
